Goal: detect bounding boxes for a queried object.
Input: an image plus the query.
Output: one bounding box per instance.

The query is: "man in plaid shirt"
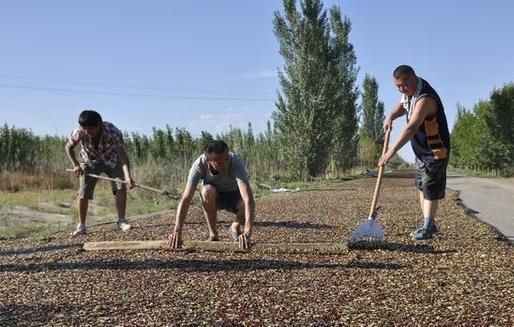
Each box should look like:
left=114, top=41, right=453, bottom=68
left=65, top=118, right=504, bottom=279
left=65, top=110, right=135, bottom=236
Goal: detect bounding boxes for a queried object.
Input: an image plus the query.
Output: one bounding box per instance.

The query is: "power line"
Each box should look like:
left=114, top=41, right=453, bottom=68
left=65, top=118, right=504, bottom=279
left=0, top=74, right=273, bottom=96
left=0, top=82, right=275, bottom=101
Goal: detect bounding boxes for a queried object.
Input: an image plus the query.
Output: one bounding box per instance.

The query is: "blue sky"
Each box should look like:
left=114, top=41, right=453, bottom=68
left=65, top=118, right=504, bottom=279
left=1, top=1, right=513, bottom=162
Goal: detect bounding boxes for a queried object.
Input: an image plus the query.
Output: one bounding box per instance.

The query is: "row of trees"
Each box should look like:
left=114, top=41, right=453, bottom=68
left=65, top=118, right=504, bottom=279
left=451, top=83, right=514, bottom=175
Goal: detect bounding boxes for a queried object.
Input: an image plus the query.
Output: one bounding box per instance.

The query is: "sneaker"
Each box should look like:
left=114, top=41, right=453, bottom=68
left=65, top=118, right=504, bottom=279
left=117, top=220, right=132, bottom=231
left=412, top=227, right=436, bottom=240
left=229, top=226, right=241, bottom=242
left=410, top=221, right=438, bottom=237
left=70, top=224, right=86, bottom=237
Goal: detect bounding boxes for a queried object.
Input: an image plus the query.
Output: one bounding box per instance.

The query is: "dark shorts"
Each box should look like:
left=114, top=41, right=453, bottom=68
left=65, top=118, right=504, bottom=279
left=215, top=190, right=242, bottom=214
left=415, top=158, right=448, bottom=200
left=78, top=163, right=126, bottom=200
left=199, top=186, right=243, bottom=214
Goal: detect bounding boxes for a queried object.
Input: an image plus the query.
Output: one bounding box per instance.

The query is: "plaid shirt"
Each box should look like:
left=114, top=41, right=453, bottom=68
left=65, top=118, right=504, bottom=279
left=69, top=122, right=125, bottom=168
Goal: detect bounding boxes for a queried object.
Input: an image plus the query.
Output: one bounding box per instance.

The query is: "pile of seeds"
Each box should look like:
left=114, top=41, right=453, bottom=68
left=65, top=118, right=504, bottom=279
left=1, top=178, right=512, bottom=326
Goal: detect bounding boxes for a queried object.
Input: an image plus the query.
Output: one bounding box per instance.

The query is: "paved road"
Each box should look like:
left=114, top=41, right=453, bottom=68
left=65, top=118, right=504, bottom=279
left=447, top=175, right=514, bottom=244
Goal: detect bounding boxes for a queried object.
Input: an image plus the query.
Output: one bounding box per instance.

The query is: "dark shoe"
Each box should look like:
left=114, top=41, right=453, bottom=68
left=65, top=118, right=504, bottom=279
left=206, top=235, right=219, bottom=242
left=412, top=228, right=435, bottom=240
left=410, top=221, right=438, bottom=237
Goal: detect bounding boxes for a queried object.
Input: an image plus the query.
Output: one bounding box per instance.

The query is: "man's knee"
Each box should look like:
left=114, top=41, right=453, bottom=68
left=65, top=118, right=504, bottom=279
left=201, top=185, right=217, bottom=201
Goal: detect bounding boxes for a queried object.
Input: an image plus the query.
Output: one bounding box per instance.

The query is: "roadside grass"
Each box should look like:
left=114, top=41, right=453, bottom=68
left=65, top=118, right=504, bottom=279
left=449, top=166, right=513, bottom=178
left=0, top=213, right=68, bottom=240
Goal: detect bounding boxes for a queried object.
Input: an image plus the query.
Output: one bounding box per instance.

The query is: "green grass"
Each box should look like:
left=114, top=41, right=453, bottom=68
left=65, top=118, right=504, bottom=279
left=0, top=212, right=69, bottom=240
left=448, top=166, right=510, bottom=178
left=0, top=184, right=180, bottom=240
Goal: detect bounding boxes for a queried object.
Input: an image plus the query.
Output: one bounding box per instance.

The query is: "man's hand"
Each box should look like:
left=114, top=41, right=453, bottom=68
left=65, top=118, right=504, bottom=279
left=168, top=231, right=182, bottom=249
left=378, top=150, right=394, bottom=167
left=238, top=232, right=251, bottom=250
left=73, top=165, right=84, bottom=177
left=126, top=177, right=136, bottom=189
left=383, top=117, right=393, bottom=133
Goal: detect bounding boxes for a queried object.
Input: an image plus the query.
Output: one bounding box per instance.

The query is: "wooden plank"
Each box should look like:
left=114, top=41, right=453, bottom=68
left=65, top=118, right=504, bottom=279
left=83, top=240, right=348, bottom=254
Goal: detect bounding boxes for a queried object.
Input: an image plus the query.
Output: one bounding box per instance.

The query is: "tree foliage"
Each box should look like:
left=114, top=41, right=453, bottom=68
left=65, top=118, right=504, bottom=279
left=273, top=0, right=359, bottom=179
left=359, top=75, right=385, bottom=166
left=451, top=83, right=514, bottom=176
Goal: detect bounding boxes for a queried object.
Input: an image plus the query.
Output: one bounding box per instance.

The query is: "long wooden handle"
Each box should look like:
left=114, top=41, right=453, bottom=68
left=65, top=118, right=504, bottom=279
left=66, top=169, right=178, bottom=198
left=368, top=129, right=391, bottom=218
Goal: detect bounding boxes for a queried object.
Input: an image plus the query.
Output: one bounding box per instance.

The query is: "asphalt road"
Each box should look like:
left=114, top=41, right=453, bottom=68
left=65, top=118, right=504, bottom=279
left=447, top=175, right=514, bottom=244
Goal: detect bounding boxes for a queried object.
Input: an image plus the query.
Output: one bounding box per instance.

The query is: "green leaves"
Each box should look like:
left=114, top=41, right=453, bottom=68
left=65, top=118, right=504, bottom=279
left=273, top=0, right=359, bottom=179
left=451, top=83, right=514, bottom=175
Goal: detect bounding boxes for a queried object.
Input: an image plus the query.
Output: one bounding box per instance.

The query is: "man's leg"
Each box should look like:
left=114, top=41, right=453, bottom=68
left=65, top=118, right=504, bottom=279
left=412, top=159, right=447, bottom=239
left=231, top=199, right=245, bottom=238
left=201, top=185, right=219, bottom=239
left=423, top=198, right=438, bottom=219
left=106, top=163, right=130, bottom=230
left=115, top=189, right=127, bottom=220
left=72, top=166, right=97, bottom=236
left=78, top=198, right=88, bottom=225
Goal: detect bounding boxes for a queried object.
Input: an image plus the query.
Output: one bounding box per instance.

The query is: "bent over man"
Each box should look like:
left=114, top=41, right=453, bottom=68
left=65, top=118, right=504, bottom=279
left=379, top=65, right=450, bottom=240
left=65, top=110, right=135, bottom=236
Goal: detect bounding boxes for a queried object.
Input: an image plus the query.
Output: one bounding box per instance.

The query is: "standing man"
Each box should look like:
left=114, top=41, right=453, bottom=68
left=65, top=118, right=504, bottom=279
left=65, top=110, right=135, bottom=236
left=378, top=65, right=450, bottom=240
left=168, top=140, right=255, bottom=250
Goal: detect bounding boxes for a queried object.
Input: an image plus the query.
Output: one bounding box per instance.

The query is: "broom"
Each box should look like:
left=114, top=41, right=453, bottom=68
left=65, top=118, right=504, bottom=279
left=348, top=128, right=391, bottom=249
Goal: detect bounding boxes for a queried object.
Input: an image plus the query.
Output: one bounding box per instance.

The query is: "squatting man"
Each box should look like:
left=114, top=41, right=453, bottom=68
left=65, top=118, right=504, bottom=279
left=168, top=140, right=255, bottom=250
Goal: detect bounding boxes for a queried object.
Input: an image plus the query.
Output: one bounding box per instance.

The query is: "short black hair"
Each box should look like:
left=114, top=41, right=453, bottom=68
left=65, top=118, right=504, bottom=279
left=78, top=110, right=102, bottom=127
left=204, top=140, right=229, bottom=156
left=393, top=65, right=416, bottom=79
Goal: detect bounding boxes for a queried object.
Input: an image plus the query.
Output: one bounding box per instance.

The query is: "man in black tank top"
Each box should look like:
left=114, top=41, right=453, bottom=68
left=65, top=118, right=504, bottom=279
left=378, top=65, right=450, bottom=240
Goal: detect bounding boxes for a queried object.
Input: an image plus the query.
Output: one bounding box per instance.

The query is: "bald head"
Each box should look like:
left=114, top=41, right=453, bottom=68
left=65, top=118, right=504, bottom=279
left=393, top=65, right=416, bottom=79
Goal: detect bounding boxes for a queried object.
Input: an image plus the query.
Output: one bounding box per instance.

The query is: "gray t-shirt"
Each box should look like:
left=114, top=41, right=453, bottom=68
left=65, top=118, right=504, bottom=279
left=186, top=153, right=249, bottom=192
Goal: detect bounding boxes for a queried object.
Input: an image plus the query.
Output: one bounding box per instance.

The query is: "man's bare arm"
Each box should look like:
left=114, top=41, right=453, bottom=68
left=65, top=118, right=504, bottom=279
left=384, top=102, right=407, bottom=131
left=65, top=141, right=83, bottom=176
left=237, top=180, right=255, bottom=235
left=115, top=146, right=134, bottom=186
left=379, top=97, right=437, bottom=165
left=168, top=184, right=196, bottom=248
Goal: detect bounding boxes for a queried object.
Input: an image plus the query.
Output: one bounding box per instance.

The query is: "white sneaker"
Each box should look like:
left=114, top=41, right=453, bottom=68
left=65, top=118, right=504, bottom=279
left=117, top=220, right=131, bottom=231
left=70, top=224, right=87, bottom=237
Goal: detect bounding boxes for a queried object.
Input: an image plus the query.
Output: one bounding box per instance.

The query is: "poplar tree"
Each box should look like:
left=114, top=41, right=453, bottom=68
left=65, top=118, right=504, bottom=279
left=273, top=0, right=359, bottom=178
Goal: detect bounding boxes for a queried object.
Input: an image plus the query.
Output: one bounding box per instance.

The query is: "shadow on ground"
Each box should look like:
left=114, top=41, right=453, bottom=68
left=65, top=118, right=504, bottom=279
left=0, top=258, right=410, bottom=273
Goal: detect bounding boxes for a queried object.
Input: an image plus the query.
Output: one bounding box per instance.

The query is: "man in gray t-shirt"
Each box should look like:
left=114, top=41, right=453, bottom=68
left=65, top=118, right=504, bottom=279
left=169, top=140, right=255, bottom=250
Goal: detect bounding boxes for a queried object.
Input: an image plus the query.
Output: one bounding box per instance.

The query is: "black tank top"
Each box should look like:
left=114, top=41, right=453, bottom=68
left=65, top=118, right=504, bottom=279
left=406, top=78, right=450, bottom=161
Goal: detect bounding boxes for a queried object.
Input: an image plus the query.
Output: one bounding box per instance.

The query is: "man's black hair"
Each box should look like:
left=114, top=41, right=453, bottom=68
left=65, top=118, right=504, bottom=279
left=204, top=140, right=229, bottom=156
left=78, top=110, right=102, bottom=127
left=393, top=65, right=416, bottom=79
